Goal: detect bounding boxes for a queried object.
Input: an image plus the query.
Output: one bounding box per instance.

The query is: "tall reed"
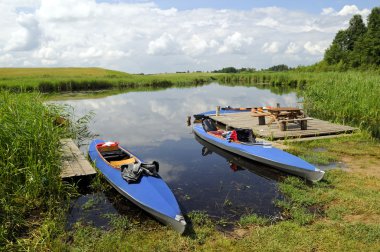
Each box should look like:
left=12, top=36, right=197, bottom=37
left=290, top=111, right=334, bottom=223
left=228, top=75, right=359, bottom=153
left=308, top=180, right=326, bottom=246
left=0, top=91, right=76, bottom=246
left=304, top=72, right=380, bottom=138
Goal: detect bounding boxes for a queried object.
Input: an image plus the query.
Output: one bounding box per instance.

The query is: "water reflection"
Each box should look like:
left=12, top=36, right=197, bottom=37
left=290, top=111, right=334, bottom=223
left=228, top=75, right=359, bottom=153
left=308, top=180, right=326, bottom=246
left=194, top=135, right=284, bottom=181
left=56, top=82, right=299, bottom=221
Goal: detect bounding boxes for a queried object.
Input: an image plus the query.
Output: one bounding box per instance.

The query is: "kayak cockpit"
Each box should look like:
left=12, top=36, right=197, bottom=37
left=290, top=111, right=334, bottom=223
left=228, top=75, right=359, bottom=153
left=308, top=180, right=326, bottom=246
left=96, top=142, right=137, bottom=169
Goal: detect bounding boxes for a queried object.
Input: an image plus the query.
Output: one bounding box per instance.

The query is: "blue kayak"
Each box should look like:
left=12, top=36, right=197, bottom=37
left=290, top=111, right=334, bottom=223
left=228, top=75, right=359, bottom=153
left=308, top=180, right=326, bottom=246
left=193, top=124, right=325, bottom=182
left=193, top=106, right=251, bottom=120
left=88, top=139, right=186, bottom=233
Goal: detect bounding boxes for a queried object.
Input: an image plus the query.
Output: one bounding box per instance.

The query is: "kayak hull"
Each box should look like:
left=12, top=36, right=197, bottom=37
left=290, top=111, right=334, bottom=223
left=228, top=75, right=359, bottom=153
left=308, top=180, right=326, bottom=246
left=88, top=139, right=186, bottom=234
left=193, top=107, right=251, bottom=120
left=193, top=124, right=324, bottom=182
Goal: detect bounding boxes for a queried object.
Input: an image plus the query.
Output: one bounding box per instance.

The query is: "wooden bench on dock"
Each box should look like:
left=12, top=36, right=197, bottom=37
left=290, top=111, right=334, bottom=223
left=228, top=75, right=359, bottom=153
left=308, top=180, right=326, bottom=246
left=251, top=107, right=313, bottom=131
left=278, top=117, right=313, bottom=131
left=251, top=111, right=272, bottom=125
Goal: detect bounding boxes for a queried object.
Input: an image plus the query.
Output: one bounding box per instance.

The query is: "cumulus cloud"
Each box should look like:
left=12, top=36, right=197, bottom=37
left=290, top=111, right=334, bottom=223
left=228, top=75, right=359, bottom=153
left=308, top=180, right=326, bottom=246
left=262, top=42, right=280, bottom=54
left=303, top=41, right=328, bottom=55
left=0, top=2, right=372, bottom=72
left=257, top=17, right=279, bottom=28
left=5, top=12, right=41, bottom=51
left=147, top=33, right=181, bottom=55
left=285, top=42, right=300, bottom=54
left=218, top=32, right=253, bottom=54
left=321, top=5, right=370, bottom=17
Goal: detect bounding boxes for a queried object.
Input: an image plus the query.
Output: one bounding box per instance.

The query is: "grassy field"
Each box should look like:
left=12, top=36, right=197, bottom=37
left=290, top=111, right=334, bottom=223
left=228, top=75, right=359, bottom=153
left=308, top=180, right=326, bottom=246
left=0, top=67, right=217, bottom=92
left=1, top=68, right=380, bottom=250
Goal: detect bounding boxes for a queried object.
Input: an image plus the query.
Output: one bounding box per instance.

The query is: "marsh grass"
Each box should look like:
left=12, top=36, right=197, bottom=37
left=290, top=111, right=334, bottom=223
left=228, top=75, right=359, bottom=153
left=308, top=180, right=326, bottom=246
left=304, top=72, right=380, bottom=138
left=0, top=68, right=215, bottom=92
left=0, top=91, right=86, bottom=247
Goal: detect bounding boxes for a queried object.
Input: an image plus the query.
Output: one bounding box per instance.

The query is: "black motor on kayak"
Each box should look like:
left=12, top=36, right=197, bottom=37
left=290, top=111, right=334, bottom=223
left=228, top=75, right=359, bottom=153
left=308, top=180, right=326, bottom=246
left=201, top=118, right=218, bottom=132
left=235, top=128, right=256, bottom=143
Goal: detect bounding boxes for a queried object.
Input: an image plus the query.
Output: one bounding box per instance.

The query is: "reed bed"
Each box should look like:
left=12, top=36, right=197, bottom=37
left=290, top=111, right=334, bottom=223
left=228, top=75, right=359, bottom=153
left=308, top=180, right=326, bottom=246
left=303, top=72, right=380, bottom=138
left=0, top=91, right=78, bottom=246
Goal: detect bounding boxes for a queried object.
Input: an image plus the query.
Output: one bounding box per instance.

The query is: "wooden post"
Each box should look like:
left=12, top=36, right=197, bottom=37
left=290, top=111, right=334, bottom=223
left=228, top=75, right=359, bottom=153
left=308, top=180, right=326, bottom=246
left=216, top=106, right=221, bottom=116
left=300, top=120, right=307, bottom=130
left=258, top=116, right=266, bottom=125
left=280, top=121, right=287, bottom=131
left=187, top=116, right=191, bottom=126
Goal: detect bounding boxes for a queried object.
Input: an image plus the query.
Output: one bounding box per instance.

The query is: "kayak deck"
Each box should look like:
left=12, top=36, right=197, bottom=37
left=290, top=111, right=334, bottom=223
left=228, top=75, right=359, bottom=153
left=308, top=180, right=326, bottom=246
left=88, top=139, right=186, bottom=233
left=193, top=124, right=324, bottom=182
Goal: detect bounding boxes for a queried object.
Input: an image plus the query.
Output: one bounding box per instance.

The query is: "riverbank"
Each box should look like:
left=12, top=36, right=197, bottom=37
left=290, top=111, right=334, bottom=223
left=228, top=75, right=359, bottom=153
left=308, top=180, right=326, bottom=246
left=1, top=68, right=379, bottom=250
left=9, top=132, right=380, bottom=251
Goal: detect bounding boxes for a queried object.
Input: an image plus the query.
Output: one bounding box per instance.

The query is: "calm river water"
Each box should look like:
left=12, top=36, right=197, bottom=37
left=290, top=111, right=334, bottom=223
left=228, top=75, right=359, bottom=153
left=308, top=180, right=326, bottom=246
left=57, top=83, right=301, bottom=226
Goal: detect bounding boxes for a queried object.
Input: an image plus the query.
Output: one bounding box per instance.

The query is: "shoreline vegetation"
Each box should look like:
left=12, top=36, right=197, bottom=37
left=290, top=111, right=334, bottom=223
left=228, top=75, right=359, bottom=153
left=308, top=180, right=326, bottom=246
left=1, top=67, right=379, bottom=138
left=1, top=67, right=380, bottom=251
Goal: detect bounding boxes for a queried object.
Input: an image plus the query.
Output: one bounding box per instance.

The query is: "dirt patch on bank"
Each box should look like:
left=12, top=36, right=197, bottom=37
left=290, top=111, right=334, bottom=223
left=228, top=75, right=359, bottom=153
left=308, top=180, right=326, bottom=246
left=343, top=214, right=380, bottom=224
left=341, top=155, right=380, bottom=178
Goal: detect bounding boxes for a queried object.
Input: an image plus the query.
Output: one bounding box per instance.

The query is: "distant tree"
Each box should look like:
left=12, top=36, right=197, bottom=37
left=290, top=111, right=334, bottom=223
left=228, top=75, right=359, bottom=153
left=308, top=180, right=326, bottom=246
left=221, top=67, right=238, bottom=73
left=267, top=64, right=291, bottom=71
left=212, top=67, right=238, bottom=73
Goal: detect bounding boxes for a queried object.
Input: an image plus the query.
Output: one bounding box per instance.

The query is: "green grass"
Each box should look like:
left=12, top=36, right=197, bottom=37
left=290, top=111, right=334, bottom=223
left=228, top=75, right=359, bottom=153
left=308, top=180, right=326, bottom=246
left=0, top=67, right=217, bottom=92
left=0, top=91, right=88, bottom=247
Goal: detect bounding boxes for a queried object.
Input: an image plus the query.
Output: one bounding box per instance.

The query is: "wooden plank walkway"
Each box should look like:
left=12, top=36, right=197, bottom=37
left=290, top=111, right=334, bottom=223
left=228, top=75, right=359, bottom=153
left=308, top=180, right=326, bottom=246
left=60, top=138, right=96, bottom=179
left=209, top=112, right=357, bottom=140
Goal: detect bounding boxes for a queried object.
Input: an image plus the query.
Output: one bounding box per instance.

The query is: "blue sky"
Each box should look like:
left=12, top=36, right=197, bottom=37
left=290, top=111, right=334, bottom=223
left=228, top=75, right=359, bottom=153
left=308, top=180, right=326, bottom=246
left=98, top=0, right=379, bottom=13
left=0, top=1, right=377, bottom=73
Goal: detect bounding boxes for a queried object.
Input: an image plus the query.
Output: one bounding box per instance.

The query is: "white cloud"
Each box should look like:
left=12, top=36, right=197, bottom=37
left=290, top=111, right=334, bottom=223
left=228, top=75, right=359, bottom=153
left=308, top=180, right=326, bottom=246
left=321, top=8, right=334, bottom=16
left=321, top=5, right=370, bottom=17
left=147, top=33, right=181, bottom=55
left=4, top=12, right=41, bottom=51
left=262, top=42, right=280, bottom=54
left=218, top=32, right=253, bottom=54
left=285, top=42, right=300, bottom=54
left=0, top=2, right=371, bottom=72
left=182, top=35, right=217, bottom=56
left=337, top=5, right=369, bottom=16
left=303, top=41, right=328, bottom=55
left=257, top=17, right=279, bottom=28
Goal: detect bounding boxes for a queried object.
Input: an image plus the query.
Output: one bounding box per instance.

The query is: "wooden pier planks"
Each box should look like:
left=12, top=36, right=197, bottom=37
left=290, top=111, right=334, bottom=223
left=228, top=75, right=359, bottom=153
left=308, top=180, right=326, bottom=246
left=209, top=112, right=357, bottom=140
left=60, top=138, right=96, bottom=178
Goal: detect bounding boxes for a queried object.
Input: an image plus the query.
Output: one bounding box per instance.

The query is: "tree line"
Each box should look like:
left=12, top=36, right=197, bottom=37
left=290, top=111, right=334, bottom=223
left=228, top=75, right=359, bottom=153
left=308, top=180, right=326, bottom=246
left=322, top=7, right=380, bottom=70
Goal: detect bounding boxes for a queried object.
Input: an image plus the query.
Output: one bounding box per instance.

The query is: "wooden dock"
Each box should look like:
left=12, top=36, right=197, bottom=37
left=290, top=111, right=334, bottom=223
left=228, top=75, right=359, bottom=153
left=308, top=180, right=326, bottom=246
left=60, top=138, right=96, bottom=179
left=209, top=112, right=357, bottom=140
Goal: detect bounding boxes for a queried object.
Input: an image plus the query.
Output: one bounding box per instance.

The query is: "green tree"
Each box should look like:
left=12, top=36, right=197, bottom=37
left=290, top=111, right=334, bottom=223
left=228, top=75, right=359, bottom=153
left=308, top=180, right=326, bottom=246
left=346, top=15, right=367, bottom=51
left=324, top=30, right=350, bottom=65
left=324, top=13, right=369, bottom=68
left=362, top=7, right=380, bottom=66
